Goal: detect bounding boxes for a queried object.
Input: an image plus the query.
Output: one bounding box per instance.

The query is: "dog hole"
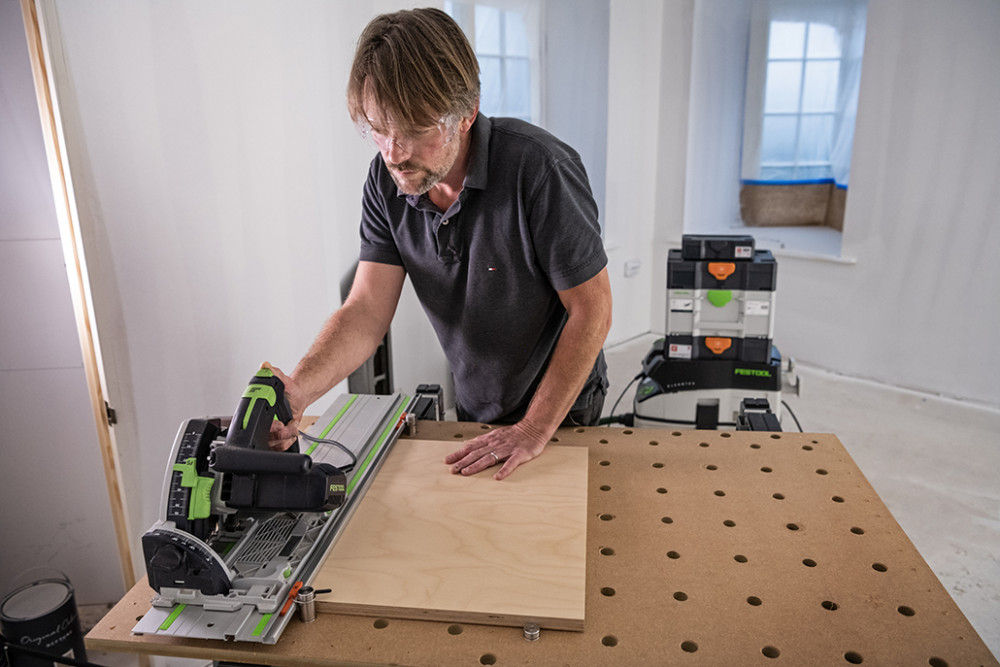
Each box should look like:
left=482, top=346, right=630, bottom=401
left=699, top=442, right=710, bottom=448
left=802, top=444, right=814, bottom=451
left=816, top=469, right=829, bottom=475
left=652, top=462, right=664, bottom=468
left=761, top=466, right=773, bottom=473
left=600, top=485, right=611, bottom=491
left=706, top=464, right=718, bottom=470
left=770, top=434, right=781, bottom=439
left=373, top=619, right=389, bottom=629
left=773, top=493, right=785, bottom=500
left=750, top=443, right=762, bottom=449
left=673, top=591, right=688, bottom=602
left=872, top=562, right=888, bottom=572
left=601, top=635, right=618, bottom=647
left=480, top=653, right=497, bottom=665
left=723, top=519, right=736, bottom=527
left=622, top=429, right=633, bottom=435
left=672, top=431, right=683, bottom=436
left=599, top=513, right=614, bottom=521
left=649, top=440, right=660, bottom=446
left=681, top=641, right=699, bottom=653
left=599, top=460, right=611, bottom=466
left=832, top=496, right=845, bottom=503
left=720, top=432, right=732, bottom=438
left=851, top=527, right=865, bottom=535
left=822, top=600, right=839, bottom=611
left=447, top=624, right=463, bottom=635
left=657, top=487, right=669, bottom=494
left=600, top=587, right=616, bottom=597
left=661, top=516, right=674, bottom=524
left=762, top=646, right=781, bottom=659
left=714, top=490, right=726, bottom=497
left=667, top=550, right=681, bottom=559
left=747, top=596, right=762, bottom=606
left=928, top=658, right=949, bottom=667
left=787, top=523, right=800, bottom=531
left=898, top=605, right=915, bottom=617
left=845, top=651, right=864, bottom=664
left=734, top=554, right=748, bottom=563
left=599, top=439, right=609, bottom=444
left=600, top=547, right=615, bottom=556
left=802, top=558, right=817, bottom=567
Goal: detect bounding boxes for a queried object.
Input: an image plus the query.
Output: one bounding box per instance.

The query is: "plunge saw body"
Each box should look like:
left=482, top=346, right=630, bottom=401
left=134, top=370, right=414, bottom=644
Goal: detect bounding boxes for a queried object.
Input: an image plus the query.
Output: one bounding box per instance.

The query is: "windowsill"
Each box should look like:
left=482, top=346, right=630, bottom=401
left=716, top=223, right=857, bottom=265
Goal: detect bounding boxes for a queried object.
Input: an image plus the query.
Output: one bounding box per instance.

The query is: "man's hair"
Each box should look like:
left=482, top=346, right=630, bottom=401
left=347, top=7, right=480, bottom=132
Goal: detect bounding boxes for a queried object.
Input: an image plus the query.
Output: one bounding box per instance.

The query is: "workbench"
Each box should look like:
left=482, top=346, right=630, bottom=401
left=87, top=421, right=998, bottom=666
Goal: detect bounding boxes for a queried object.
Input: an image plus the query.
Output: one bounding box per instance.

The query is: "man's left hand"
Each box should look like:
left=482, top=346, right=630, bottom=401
left=444, top=420, right=550, bottom=481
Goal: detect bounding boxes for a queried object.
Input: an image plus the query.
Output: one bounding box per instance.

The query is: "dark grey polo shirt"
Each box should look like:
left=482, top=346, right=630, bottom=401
left=359, top=115, right=608, bottom=423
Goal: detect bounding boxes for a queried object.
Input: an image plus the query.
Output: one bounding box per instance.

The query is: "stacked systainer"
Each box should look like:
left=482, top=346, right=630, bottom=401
left=634, top=235, right=781, bottom=429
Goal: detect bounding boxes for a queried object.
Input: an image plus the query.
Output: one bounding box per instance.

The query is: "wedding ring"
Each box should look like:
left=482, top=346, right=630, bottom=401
left=489, top=451, right=500, bottom=465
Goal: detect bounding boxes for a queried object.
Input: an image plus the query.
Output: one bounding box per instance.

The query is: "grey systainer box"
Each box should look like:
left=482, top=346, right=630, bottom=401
left=667, top=289, right=776, bottom=339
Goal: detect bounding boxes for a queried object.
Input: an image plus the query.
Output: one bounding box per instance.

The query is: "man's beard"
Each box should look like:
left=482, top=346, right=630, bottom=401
left=385, top=159, right=448, bottom=195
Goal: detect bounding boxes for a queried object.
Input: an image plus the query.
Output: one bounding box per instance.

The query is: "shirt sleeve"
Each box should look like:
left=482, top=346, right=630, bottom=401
left=358, top=160, right=405, bottom=266
left=527, top=155, right=608, bottom=292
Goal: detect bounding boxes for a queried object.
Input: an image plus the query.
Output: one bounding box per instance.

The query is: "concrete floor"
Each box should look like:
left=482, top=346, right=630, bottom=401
left=80, top=333, right=1000, bottom=664
left=604, top=333, right=1000, bottom=660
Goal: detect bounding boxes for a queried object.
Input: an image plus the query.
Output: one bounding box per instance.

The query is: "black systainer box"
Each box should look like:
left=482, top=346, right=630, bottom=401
left=667, top=248, right=777, bottom=291
left=666, top=334, right=772, bottom=364
left=681, top=234, right=756, bottom=260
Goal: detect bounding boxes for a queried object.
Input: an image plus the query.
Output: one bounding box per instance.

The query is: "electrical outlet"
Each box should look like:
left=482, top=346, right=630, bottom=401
left=624, top=258, right=641, bottom=278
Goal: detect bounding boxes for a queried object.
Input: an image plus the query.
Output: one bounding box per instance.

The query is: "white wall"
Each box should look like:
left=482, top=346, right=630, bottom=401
left=0, top=0, right=123, bottom=603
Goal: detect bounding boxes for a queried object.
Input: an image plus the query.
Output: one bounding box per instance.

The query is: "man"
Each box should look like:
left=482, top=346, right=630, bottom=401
left=268, top=7, right=612, bottom=480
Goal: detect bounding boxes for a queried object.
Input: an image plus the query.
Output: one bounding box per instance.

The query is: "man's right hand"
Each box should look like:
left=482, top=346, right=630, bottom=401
left=262, top=362, right=305, bottom=451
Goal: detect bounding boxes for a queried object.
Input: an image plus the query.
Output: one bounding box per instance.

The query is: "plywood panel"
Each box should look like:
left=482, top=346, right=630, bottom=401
left=313, top=438, right=589, bottom=630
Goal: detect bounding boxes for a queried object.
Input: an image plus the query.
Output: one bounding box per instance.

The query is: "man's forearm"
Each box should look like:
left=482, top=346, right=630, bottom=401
left=521, top=271, right=613, bottom=437
left=291, top=304, right=388, bottom=408
left=290, top=261, right=406, bottom=411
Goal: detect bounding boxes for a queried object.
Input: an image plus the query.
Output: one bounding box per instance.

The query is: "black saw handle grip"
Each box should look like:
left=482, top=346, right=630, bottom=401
left=224, top=368, right=299, bottom=452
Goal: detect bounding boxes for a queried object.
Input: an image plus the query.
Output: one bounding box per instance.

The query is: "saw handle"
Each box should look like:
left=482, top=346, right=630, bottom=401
left=225, top=368, right=299, bottom=452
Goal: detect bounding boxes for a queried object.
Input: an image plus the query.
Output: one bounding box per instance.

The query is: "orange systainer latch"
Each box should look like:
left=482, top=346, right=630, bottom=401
left=705, top=337, right=733, bottom=355
left=707, top=262, right=736, bottom=281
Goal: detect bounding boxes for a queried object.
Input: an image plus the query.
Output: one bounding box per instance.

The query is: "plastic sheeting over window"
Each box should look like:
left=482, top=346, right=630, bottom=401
left=741, top=0, right=867, bottom=188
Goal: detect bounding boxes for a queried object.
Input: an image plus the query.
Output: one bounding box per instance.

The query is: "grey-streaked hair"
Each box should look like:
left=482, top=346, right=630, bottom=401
left=347, top=7, right=480, bottom=132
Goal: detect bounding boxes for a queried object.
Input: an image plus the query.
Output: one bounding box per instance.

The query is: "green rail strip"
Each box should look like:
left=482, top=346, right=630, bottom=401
left=304, top=395, right=358, bottom=456
left=252, top=613, right=272, bottom=637
left=159, top=604, right=187, bottom=631
left=346, top=398, right=409, bottom=495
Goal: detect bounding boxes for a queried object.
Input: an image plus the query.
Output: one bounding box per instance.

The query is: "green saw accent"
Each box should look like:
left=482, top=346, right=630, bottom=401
left=707, top=290, right=732, bottom=308
left=283, top=567, right=292, bottom=579
left=256, top=368, right=275, bottom=378
left=171, top=458, right=214, bottom=520
left=241, top=384, right=277, bottom=430
left=347, top=398, right=409, bottom=495
left=252, top=613, right=272, bottom=637
left=159, top=604, right=187, bottom=631
left=305, top=395, right=358, bottom=456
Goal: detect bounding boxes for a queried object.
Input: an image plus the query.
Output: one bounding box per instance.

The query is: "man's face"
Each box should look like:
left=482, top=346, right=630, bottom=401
left=363, top=114, right=462, bottom=196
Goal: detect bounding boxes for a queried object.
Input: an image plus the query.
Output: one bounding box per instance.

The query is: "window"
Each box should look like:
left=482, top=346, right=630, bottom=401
left=740, top=0, right=867, bottom=229
left=446, top=1, right=539, bottom=123
left=759, top=20, right=842, bottom=182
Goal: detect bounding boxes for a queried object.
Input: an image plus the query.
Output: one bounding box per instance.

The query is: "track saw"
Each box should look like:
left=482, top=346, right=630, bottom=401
left=133, top=368, right=415, bottom=643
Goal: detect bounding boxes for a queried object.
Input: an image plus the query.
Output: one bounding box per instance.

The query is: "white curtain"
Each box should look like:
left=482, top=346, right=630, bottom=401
left=741, top=0, right=868, bottom=188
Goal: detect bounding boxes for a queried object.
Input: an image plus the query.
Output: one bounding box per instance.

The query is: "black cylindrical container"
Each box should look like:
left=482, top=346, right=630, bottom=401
left=0, top=570, right=87, bottom=667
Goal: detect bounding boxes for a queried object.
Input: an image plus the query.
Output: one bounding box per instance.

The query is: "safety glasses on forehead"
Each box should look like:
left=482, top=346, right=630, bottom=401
left=356, top=116, right=459, bottom=154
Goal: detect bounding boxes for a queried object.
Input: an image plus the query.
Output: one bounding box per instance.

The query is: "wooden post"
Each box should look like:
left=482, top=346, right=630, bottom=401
left=19, top=0, right=137, bottom=590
